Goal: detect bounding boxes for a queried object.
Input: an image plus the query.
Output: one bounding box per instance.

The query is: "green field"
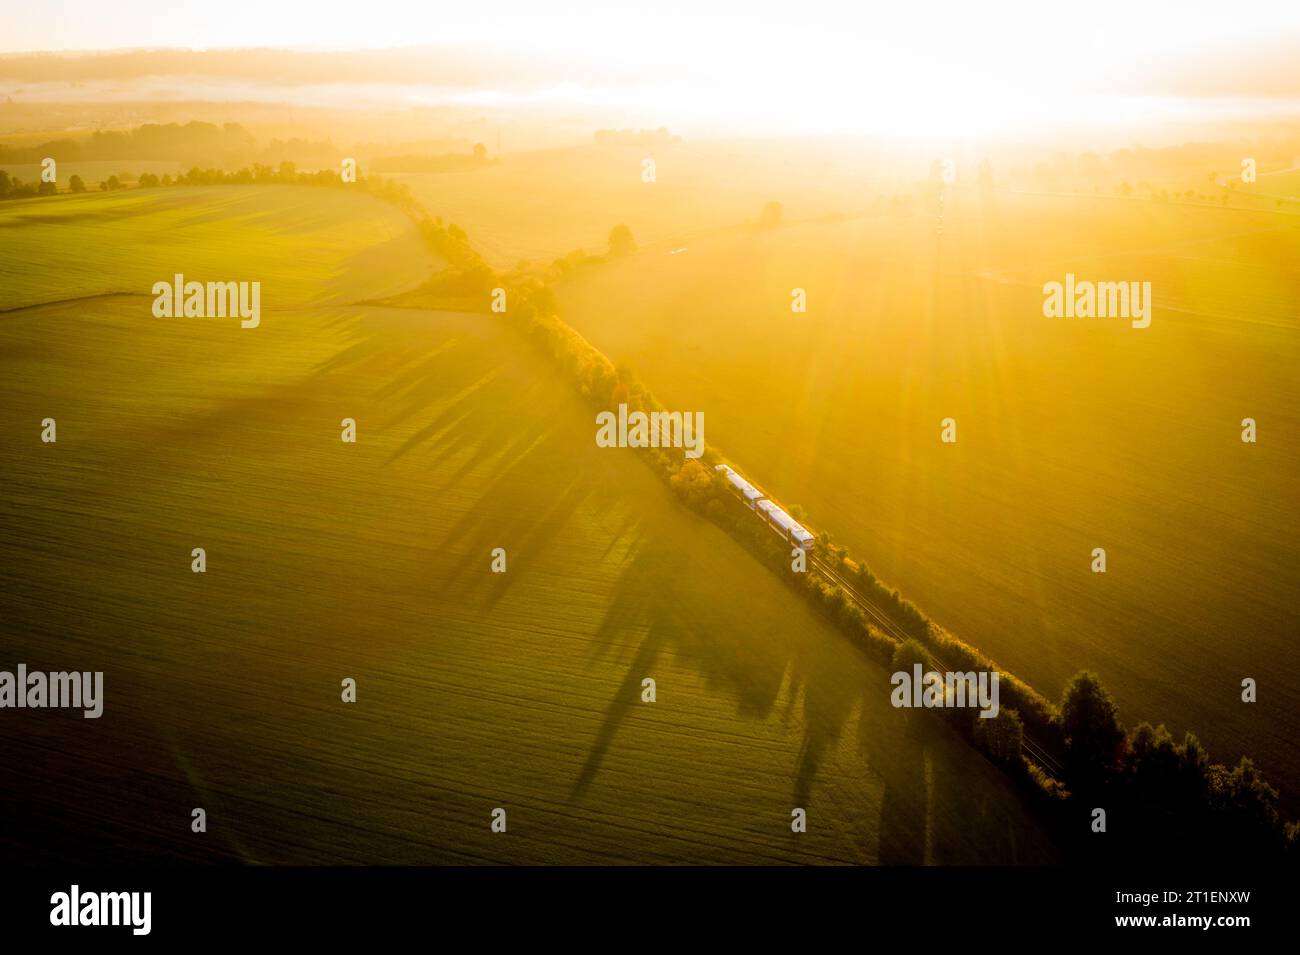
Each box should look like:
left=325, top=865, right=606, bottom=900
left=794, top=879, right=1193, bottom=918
left=390, top=141, right=897, bottom=268
left=0, top=185, right=439, bottom=311
left=554, top=190, right=1300, bottom=805
left=0, top=185, right=1058, bottom=863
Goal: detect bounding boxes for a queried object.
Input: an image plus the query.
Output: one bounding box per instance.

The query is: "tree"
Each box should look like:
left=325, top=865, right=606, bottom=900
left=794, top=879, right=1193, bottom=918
left=890, top=638, right=932, bottom=673
left=1058, top=671, right=1125, bottom=790
left=1178, top=731, right=1210, bottom=791
left=889, top=639, right=933, bottom=734
left=669, top=459, right=716, bottom=509
left=1125, top=722, right=1183, bottom=805
left=608, top=223, right=636, bottom=256
left=975, top=708, right=1024, bottom=764
left=0, top=169, right=10, bottom=196
left=68, top=174, right=86, bottom=193
left=472, top=142, right=487, bottom=162
left=758, top=200, right=784, bottom=228
left=1206, top=757, right=1282, bottom=855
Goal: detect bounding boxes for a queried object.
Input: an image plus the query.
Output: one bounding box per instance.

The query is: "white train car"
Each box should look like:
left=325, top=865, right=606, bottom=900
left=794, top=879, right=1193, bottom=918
left=716, top=463, right=816, bottom=549
left=715, top=464, right=764, bottom=510
left=755, top=499, right=816, bottom=550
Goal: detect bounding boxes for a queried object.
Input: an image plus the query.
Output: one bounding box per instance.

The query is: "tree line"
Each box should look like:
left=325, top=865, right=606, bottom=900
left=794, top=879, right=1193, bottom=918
left=401, top=203, right=1297, bottom=864
left=10, top=158, right=1289, bottom=863
left=0, top=161, right=392, bottom=200
left=0, top=121, right=340, bottom=168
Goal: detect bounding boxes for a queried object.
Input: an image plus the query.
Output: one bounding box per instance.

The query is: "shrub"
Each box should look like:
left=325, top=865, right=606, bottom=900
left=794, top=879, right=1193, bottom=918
left=608, top=224, right=636, bottom=256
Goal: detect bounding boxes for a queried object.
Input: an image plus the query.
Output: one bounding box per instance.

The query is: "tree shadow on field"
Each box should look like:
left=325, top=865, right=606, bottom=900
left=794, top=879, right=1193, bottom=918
left=568, top=513, right=1053, bottom=863
left=293, top=306, right=608, bottom=609
left=43, top=297, right=1053, bottom=864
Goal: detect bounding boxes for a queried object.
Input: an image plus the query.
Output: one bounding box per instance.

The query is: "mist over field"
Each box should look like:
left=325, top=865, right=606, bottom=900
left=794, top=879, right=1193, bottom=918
left=1, top=3, right=1299, bottom=872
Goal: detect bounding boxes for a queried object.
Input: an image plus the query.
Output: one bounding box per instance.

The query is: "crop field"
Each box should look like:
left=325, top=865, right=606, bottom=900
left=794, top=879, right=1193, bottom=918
left=553, top=189, right=1300, bottom=804
left=390, top=141, right=900, bottom=268
left=0, top=185, right=1058, bottom=864
left=0, top=185, right=439, bottom=310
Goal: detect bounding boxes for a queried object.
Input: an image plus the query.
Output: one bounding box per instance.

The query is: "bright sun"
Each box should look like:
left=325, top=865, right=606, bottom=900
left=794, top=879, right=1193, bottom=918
left=6, top=0, right=1299, bottom=137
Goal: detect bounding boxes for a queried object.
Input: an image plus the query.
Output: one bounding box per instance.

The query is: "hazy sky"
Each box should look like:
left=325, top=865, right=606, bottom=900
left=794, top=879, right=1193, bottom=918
left=6, top=1, right=1300, bottom=137
left=10, top=0, right=1296, bottom=64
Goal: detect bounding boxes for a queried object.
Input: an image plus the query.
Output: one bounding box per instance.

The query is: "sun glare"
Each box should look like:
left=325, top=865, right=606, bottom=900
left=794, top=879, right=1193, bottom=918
left=7, top=0, right=1300, bottom=137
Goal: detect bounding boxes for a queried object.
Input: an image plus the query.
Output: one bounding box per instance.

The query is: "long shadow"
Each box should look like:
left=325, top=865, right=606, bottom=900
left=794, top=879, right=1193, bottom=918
left=5, top=293, right=1058, bottom=863
left=566, top=502, right=1059, bottom=862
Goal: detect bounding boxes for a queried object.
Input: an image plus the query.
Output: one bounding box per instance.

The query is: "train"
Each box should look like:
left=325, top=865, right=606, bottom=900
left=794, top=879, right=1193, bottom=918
left=715, top=464, right=815, bottom=551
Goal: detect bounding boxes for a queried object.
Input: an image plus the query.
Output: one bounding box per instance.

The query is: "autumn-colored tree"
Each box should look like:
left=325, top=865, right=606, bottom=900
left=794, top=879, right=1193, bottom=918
left=669, top=459, right=716, bottom=509
left=608, top=224, right=636, bottom=256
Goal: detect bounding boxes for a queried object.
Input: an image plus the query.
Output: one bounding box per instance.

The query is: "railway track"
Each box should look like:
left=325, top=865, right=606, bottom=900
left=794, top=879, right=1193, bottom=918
left=806, top=549, right=1065, bottom=779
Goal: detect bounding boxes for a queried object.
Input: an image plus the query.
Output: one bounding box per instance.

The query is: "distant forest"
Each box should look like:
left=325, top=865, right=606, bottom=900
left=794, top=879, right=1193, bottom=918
left=0, top=121, right=489, bottom=173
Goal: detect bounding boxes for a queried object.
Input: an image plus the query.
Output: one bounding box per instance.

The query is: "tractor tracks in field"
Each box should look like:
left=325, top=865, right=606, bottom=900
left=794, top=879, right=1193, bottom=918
left=0, top=291, right=146, bottom=314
